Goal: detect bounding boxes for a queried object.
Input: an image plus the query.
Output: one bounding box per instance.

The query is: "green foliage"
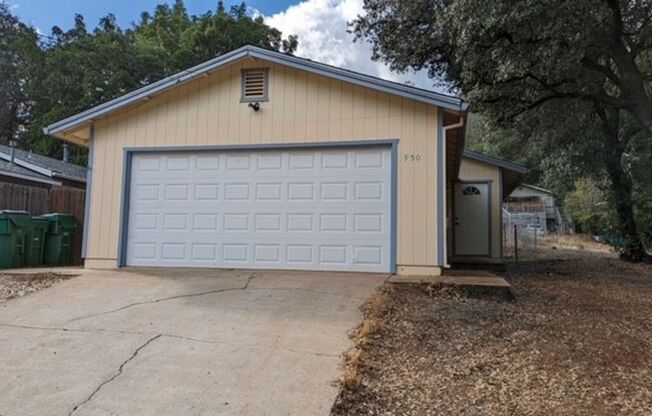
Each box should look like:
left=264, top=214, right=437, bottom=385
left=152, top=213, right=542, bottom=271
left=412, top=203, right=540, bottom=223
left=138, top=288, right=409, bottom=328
left=0, top=4, right=39, bottom=145
left=1, top=1, right=297, bottom=165
left=355, top=0, right=651, bottom=259
left=564, top=178, right=615, bottom=235
left=354, top=0, right=652, bottom=131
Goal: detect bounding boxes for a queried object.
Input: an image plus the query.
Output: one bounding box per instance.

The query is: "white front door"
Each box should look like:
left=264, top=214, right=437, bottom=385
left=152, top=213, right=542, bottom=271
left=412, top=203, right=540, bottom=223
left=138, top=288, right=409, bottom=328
left=454, top=182, right=490, bottom=256
left=125, top=146, right=392, bottom=272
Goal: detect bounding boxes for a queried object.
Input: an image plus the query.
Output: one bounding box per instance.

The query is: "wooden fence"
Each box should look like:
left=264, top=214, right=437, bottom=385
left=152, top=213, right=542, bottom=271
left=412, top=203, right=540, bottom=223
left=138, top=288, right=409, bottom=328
left=0, top=183, right=85, bottom=265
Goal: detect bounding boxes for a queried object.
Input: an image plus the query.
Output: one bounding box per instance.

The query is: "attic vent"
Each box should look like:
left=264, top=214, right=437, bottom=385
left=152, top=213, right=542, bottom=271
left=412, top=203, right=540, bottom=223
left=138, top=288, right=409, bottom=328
left=241, top=69, right=269, bottom=102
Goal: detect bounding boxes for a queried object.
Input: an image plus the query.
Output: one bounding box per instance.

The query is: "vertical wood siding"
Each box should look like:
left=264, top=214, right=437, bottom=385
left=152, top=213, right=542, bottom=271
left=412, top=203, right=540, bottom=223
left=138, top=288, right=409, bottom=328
left=88, top=60, right=441, bottom=267
left=459, top=158, right=502, bottom=258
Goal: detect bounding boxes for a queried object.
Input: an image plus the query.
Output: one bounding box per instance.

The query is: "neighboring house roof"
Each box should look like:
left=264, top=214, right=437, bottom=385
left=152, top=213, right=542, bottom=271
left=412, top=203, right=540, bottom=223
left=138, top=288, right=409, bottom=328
left=462, top=150, right=528, bottom=174
left=518, top=183, right=554, bottom=195
left=0, top=159, right=62, bottom=186
left=44, top=45, right=468, bottom=137
left=462, top=149, right=528, bottom=197
left=0, top=145, right=87, bottom=184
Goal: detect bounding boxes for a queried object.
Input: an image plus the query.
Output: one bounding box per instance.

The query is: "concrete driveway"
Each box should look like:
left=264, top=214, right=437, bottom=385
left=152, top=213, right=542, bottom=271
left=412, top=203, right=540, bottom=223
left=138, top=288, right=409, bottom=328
left=0, top=268, right=385, bottom=416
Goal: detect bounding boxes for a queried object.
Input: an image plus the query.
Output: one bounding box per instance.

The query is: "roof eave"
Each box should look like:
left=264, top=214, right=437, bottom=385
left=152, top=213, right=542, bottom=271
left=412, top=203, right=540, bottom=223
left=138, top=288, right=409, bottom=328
left=45, top=45, right=467, bottom=137
left=462, top=149, right=529, bottom=175
left=0, top=169, right=62, bottom=186
left=52, top=172, right=86, bottom=184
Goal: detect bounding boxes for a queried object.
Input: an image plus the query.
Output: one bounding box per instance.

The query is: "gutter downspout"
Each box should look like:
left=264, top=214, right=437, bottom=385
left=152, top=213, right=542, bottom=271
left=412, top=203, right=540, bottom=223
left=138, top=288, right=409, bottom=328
left=81, top=125, right=94, bottom=260
left=441, top=116, right=465, bottom=269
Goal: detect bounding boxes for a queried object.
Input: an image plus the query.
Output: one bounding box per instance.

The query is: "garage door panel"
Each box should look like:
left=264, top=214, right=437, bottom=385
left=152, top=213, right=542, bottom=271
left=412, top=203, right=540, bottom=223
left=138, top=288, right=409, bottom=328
left=126, top=147, right=392, bottom=272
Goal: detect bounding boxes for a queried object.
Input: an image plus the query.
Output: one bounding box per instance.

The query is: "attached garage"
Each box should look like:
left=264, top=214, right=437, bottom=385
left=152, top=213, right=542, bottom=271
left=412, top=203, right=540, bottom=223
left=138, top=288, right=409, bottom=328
left=45, top=45, right=484, bottom=276
left=123, top=144, right=394, bottom=272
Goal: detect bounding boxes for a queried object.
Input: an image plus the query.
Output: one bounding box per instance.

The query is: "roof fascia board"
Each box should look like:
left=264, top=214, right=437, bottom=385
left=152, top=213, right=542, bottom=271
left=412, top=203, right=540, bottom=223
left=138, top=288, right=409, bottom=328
left=520, top=183, right=553, bottom=194
left=463, top=149, right=528, bottom=174
left=248, top=48, right=467, bottom=111
left=45, top=47, right=249, bottom=136
left=0, top=151, right=55, bottom=177
left=45, top=45, right=467, bottom=136
left=0, top=170, right=61, bottom=186
left=52, top=172, right=86, bottom=184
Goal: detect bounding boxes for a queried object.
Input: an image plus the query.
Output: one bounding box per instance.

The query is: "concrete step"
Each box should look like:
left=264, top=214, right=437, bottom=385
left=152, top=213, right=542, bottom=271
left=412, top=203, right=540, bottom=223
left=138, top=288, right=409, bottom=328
left=389, top=269, right=513, bottom=300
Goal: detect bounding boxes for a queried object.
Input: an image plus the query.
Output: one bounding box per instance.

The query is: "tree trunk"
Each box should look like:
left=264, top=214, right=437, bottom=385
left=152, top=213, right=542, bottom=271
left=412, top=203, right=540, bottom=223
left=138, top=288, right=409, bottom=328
left=601, top=112, right=647, bottom=261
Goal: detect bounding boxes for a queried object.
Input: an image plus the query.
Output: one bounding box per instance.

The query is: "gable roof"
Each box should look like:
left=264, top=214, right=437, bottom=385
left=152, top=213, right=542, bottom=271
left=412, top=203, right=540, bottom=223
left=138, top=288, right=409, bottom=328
left=463, top=149, right=528, bottom=174
left=44, top=45, right=468, bottom=138
left=462, top=149, right=528, bottom=197
left=519, top=183, right=553, bottom=195
left=0, top=145, right=87, bottom=183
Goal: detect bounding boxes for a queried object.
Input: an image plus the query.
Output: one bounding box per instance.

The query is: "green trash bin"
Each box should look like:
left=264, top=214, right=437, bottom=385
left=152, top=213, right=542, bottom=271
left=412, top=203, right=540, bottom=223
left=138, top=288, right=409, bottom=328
left=0, top=210, right=31, bottom=269
left=40, top=213, right=77, bottom=266
left=25, top=217, right=50, bottom=267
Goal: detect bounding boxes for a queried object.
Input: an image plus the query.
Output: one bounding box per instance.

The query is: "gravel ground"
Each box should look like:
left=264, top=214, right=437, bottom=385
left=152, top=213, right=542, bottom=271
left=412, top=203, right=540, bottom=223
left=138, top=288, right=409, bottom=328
left=332, top=243, right=652, bottom=415
left=0, top=272, right=75, bottom=302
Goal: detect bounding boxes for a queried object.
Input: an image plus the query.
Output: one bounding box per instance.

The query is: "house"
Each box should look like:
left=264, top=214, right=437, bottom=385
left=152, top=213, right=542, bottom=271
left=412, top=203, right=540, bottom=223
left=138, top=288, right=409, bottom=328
left=504, top=184, right=562, bottom=232
left=0, top=144, right=87, bottom=189
left=455, top=150, right=528, bottom=259
left=44, top=45, right=526, bottom=275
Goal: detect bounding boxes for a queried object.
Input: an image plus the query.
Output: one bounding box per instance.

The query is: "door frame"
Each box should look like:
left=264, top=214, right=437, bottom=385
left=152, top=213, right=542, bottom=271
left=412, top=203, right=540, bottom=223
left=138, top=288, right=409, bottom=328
left=116, top=139, right=399, bottom=272
left=452, top=180, right=492, bottom=257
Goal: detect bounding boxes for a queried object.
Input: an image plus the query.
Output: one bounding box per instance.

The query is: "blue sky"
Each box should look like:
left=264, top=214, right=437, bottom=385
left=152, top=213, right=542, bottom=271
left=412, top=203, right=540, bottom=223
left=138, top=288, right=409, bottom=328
left=4, top=0, right=437, bottom=90
left=6, top=1, right=297, bottom=33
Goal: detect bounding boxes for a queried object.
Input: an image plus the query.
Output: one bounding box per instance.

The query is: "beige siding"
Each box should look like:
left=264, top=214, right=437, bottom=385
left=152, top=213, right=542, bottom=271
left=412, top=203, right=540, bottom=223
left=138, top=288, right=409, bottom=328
left=87, top=59, right=442, bottom=269
left=459, top=157, right=502, bottom=258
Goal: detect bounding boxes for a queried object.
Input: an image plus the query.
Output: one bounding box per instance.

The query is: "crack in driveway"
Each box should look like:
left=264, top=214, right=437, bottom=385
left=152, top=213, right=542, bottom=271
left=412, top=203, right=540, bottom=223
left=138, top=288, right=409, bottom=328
left=68, top=334, right=162, bottom=416
left=162, top=333, right=339, bottom=358
left=65, top=274, right=370, bottom=325
left=66, top=273, right=257, bottom=324
left=0, top=322, right=338, bottom=358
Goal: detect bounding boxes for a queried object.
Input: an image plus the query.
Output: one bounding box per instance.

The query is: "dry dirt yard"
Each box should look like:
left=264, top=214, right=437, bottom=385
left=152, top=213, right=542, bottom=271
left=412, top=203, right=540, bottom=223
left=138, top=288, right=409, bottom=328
left=0, top=272, right=75, bottom=302
left=332, top=237, right=652, bottom=415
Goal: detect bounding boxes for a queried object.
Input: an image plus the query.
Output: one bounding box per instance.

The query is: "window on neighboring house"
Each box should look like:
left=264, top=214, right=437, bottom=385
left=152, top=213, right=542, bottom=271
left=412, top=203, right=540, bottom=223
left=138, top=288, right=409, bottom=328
left=241, top=68, right=269, bottom=102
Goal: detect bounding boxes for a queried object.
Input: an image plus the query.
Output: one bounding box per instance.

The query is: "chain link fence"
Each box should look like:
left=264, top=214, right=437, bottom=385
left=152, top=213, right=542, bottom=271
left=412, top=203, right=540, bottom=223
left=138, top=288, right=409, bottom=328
left=503, top=209, right=543, bottom=259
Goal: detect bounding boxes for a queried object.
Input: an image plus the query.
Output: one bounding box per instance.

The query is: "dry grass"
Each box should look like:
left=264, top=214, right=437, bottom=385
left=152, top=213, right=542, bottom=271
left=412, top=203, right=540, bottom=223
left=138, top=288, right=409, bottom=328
left=335, top=289, right=393, bottom=397
left=544, top=233, right=612, bottom=253
left=0, top=272, right=75, bottom=302
left=332, top=245, right=652, bottom=415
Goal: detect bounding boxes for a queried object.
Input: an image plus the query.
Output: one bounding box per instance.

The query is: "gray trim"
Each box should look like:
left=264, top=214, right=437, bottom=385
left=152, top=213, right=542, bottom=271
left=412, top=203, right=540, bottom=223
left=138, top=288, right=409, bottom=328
left=123, top=139, right=398, bottom=153
left=0, top=152, right=53, bottom=176
left=499, top=168, right=504, bottom=258
left=463, top=149, right=528, bottom=174
left=390, top=141, right=398, bottom=274
left=117, top=151, right=134, bottom=267
left=452, top=180, right=492, bottom=257
left=45, top=45, right=467, bottom=136
left=52, top=172, right=86, bottom=184
left=0, top=150, right=86, bottom=184
left=436, top=108, right=446, bottom=266
left=81, top=128, right=94, bottom=258
left=0, top=170, right=61, bottom=186
left=116, top=139, right=399, bottom=273
left=240, top=68, right=269, bottom=102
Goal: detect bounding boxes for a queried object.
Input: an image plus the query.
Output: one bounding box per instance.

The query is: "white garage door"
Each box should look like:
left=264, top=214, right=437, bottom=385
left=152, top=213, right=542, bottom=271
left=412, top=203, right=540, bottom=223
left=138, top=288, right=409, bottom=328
left=125, top=146, right=392, bottom=272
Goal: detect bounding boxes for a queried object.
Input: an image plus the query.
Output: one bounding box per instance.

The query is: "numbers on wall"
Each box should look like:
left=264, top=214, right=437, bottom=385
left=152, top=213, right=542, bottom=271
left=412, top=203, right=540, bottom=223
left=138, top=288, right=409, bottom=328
left=403, top=154, right=422, bottom=162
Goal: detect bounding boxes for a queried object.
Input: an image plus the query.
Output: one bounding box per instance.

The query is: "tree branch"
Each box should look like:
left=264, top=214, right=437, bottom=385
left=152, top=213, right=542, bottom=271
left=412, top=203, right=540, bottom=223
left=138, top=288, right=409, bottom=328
left=580, top=57, right=622, bottom=86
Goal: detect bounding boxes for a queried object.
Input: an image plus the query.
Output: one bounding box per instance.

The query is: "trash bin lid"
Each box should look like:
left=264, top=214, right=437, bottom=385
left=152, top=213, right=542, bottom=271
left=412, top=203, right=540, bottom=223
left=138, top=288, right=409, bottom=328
left=39, top=213, right=77, bottom=228
left=0, top=210, right=29, bottom=216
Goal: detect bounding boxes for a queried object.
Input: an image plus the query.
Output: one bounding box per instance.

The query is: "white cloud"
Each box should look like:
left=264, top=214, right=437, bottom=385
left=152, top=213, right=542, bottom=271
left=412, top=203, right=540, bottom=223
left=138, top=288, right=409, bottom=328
left=264, top=0, right=440, bottom=91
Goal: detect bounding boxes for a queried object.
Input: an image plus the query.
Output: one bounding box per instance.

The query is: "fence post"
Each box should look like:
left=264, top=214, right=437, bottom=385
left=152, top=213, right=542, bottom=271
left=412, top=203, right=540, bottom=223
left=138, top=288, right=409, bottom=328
left=514, top=224, right=519, bottom=261
left=534, top=227, right=538, bottom=252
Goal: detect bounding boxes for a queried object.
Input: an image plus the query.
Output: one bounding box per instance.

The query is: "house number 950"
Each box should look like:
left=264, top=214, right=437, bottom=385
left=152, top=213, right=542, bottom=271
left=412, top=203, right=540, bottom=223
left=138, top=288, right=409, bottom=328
left=403, top=154, right=422, bottom=161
